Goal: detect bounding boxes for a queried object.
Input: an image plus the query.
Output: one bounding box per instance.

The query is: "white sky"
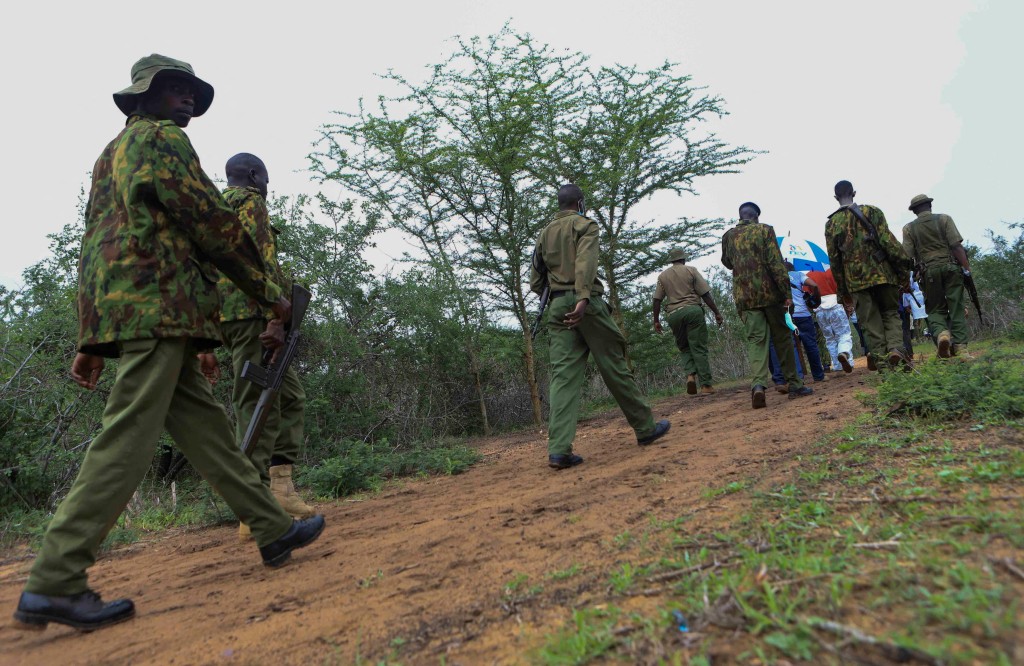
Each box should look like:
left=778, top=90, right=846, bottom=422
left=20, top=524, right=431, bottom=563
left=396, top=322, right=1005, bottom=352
left=2, top=0, right=1020, bottom=289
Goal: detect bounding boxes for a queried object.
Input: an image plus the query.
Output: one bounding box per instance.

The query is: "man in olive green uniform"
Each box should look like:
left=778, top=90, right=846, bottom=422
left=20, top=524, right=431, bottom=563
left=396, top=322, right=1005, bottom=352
left=202, top=153, right=314, bottom=540
left=652, top=248, right=724, bottom=395
left=824, top=181, right=913, bottom=370
left=901, top=194, right=973, bottom=358
left=530, top=184, right=670, bottom=469
left=722, top=202, right=812, bottom=408
left=13, top=55, right=324, bottom=633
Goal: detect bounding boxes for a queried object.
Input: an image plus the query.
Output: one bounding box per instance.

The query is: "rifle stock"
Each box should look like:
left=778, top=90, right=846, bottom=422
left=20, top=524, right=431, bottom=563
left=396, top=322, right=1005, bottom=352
left=239, top=284, right=313, bottom=458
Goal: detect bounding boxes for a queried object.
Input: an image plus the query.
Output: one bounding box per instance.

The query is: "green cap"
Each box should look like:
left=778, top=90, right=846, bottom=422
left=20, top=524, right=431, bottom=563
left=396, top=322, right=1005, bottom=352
left=908, top=194, right=933, bottom=211
left=113, top=54, right=214, bottom=117
left=666, top=247, right=688, bottom=263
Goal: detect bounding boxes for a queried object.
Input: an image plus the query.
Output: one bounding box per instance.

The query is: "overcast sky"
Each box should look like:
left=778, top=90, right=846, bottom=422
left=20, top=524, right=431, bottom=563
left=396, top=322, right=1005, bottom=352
left=2, top=0, right=1019, bottom=289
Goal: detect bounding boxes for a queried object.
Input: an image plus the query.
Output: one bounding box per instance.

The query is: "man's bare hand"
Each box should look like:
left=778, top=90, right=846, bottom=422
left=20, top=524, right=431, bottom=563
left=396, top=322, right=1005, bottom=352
left=714, top=312, right=724, bottom=326
left=270, top=296, right=292, bottom=324
left=564, top=300, right=589, bottom=329
left=71, top=353, right=104, bottom=390
left=198, top=353, right=220, bottom=385
left=654, top=320, right=662, bottom=334
left=260, top=318, right=287, bottom=349
left=783, top=298, right=793, bottom=309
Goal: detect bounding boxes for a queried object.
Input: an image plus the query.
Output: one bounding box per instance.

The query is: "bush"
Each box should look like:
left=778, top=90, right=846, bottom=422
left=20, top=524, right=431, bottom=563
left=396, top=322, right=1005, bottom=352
left=877, top=348, right=1024, bottom=422
left=299, top=438, right=481, bottom=498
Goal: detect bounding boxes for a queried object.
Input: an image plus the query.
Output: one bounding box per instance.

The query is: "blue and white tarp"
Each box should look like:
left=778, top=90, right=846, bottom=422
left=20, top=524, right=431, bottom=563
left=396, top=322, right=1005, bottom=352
left=777, top=237, right=830, bottom=272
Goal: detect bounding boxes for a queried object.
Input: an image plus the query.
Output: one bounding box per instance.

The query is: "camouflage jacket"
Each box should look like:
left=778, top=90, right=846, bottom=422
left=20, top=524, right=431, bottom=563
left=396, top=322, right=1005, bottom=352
left=825, top=204, right=911, bottom=299
left=77, top=114, right=282, bottom=357
left=529, top=210, right=604, bottom=301
left=217, top=187, right=287, bottom=322
left=721, top=220, right=789, bottom=311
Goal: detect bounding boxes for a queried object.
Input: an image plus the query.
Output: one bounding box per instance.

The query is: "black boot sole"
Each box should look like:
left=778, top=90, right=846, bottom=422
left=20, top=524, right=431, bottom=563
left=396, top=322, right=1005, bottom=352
left=263, top=519, right=326, bottom=568
left=13, top=607, right=135, bottom=632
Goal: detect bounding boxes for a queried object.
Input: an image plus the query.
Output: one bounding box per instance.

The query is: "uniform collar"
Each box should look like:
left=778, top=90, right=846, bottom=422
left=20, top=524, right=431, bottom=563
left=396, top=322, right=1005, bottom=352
left=915, top=210, right=933, bottom=220
left=554, top=209, right=582, bottom=220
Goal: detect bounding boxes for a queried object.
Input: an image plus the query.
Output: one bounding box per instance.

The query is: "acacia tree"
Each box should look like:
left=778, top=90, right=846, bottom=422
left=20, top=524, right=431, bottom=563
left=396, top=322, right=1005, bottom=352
left=312, top=26, right=756, bottom=423
left=539, top=62, right=756, bottom=334
left=312, top=27, right=586, bottom=425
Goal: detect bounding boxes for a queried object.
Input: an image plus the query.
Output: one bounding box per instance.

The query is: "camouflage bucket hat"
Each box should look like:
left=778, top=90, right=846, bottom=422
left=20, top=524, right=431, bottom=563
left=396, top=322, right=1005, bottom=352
left=112, top=54, right=214, bottom=117
left=666, top=247, right=688, bottom=263
left=908, top=193, right=933, bottom=211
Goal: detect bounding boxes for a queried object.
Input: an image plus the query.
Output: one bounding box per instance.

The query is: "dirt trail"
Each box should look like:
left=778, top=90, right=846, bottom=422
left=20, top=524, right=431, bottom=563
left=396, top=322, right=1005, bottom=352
left=0, top=363, right=874, bottom=665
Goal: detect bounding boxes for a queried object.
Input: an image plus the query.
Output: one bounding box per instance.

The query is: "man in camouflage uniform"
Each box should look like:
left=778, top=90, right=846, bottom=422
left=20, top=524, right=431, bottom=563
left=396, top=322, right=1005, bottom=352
left=530, top=184, right=670, bottom=469
left=901, top=194, right=973, bottom=358
left=824, top=181, right=913, bottom=370
left=201, top=153, right=314, bottom=539
left=721, top=202, right=812, bottom=409
left=13, top=55, right=324, bottom=633
left=652, top=248, right=724, bottom=395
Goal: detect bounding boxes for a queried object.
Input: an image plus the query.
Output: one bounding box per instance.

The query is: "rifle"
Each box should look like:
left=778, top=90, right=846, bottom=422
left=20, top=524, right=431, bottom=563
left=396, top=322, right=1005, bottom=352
left=959, top=266, right=984, bottom=326
left=531, top=285, right=550, bottom=340
left=530, top=247, right=550, bottom=340
left=846, top=204, right=912, bottom=288
left=239, top=284, right=313, bottom=457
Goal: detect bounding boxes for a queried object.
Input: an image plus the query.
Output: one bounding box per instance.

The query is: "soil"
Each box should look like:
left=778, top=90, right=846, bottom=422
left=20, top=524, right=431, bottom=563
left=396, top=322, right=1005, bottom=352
left=0, top=362, right=875, bottom=665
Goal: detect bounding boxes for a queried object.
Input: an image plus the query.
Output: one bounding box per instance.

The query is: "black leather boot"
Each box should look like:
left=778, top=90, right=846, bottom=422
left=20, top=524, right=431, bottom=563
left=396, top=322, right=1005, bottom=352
left=14, top=590, right=134, bottom=631
left=260, top=515, right=325, bottom=568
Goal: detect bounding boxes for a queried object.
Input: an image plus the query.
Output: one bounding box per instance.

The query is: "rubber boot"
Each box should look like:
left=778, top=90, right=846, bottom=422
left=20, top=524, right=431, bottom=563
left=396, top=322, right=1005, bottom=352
left=937, top=330, right=952, bottom=359
left=270, top=465, right=315, bottom=519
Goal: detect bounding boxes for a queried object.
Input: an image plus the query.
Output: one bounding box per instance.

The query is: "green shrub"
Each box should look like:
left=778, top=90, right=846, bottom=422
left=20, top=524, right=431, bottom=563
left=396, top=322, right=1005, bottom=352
left=877, top=349, right=1024, bottom=422
left=299, top=438, right=481, bottom=498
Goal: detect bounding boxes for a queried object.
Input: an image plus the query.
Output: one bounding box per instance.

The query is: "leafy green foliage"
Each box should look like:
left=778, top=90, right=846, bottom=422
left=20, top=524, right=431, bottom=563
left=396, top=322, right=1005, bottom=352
left=877, top=349, right=1024, bottom=422
left=298, top=439, right=480, bottom=498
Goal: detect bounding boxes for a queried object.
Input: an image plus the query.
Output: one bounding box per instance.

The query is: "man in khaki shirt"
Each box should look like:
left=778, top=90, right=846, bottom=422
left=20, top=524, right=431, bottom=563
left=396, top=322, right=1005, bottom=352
left=530, top=184, right=670, bottom=469
left=652, top=248, right=724, bottom=394
left=901, top=194, right=973, bottom=357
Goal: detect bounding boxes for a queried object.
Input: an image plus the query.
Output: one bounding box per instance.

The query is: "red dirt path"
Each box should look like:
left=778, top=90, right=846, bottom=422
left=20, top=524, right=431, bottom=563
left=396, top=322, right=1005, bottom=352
left=0, top=363, right=874, bottom=665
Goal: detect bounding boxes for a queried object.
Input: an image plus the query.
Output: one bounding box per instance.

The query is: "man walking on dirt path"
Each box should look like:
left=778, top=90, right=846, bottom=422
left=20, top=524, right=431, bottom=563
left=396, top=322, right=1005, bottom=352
left=785, top=260, right=827, bottom=383
left=530, top=184, right=670, bottom=470
left=902, top=194, right=973, bottom=358
left=825, top=180, right=913, bottom=371
left=721, top=202, right=813, bottom=409
left=652, top=248, right=724, bottom=395
left=804, top=267, right=855, bottom=373
left=12, top=54, right=325, bottom=633
left=199, top=153, right=315, bottom=541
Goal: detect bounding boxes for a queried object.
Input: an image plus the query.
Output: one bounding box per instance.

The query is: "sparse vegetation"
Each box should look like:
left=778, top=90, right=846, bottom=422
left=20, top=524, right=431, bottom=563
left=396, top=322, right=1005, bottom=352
left=532, top=339, right=1024, bottom=664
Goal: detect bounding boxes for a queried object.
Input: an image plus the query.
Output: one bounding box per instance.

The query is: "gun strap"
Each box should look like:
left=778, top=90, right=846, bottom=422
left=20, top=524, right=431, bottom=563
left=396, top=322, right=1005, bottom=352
left=847, top=204, right=881, bottom=245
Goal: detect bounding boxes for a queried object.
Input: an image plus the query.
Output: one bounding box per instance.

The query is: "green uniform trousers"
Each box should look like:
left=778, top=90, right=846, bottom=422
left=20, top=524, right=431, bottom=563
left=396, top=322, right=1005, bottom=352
left=546, top=293, right=656, bottom=456
left=852, top=284, right=904, bottom=364
left=25, top=338, right=292, bottom=596
left=666, top=305, right=712, bottom=387
left=921, top=263, right=968, bottom=345
left=221, top=320, right=307, bottom=485
left=739, top=305, right=803, bottom=390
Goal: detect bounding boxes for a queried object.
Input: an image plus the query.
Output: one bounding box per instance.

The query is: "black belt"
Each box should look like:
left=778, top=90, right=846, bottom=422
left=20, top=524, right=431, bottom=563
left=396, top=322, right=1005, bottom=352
left=550, top=290, right=570, bottom=298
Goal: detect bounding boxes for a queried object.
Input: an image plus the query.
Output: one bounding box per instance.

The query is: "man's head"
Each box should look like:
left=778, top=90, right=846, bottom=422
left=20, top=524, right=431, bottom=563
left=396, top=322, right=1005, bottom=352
left=908, top=193, right=933, bottom=214
left=226, top=153, right=269, bottom=198
left=557, top=183, right=585, bottom=212
left=834, top=180, right=855, bottom=202
left=738, top=201, right=761, bottom=222
left=784, top=260, right=796, bottom=271
left=113, top=54, right=214, bottom=127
